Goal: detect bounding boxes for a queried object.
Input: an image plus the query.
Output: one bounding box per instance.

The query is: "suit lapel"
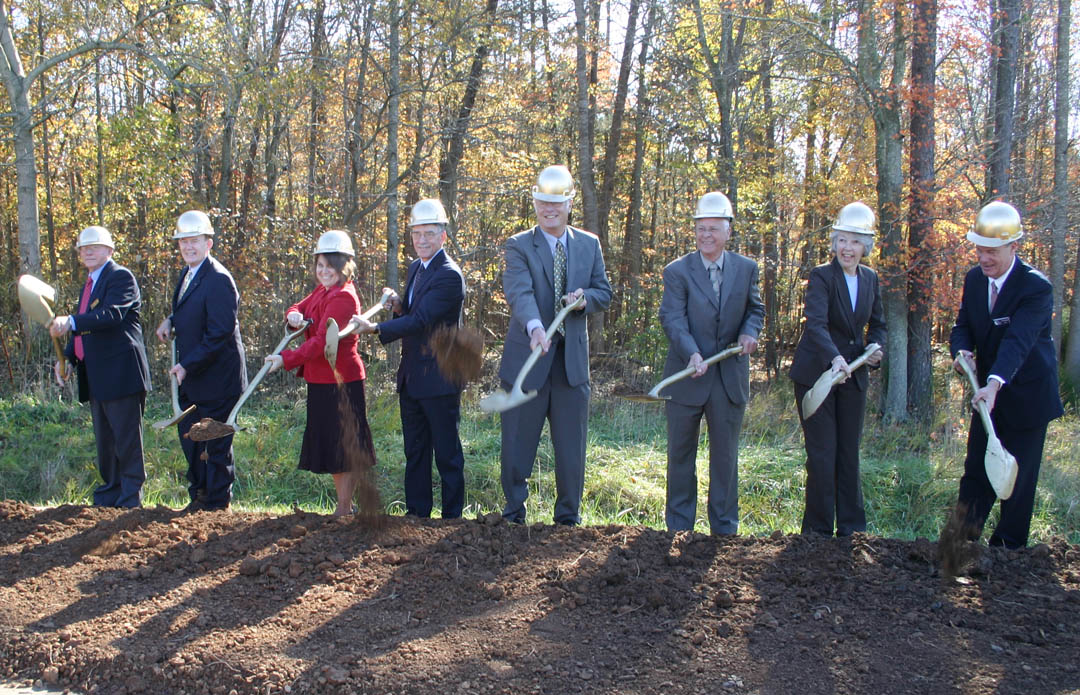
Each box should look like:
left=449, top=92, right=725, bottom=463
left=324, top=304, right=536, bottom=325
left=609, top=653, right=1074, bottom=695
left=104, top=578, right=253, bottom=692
left=830, top=259, right=858, bottom=338
left=532, top=226, right=555, bottom=288
left=90, top=261, right=114, bottom=305
left=175, top=257, right=210, bottom=310
left=690, top=252, right=720, bottom=311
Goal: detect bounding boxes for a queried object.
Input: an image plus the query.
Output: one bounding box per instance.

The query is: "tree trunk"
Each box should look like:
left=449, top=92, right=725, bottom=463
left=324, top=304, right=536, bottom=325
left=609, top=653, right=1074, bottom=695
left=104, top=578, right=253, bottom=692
left=690, top=0, right=740, bottom=203
left=985, top=0, right=1020, bottom=200
left=907, top=0, right=937, bottom=425
left=344, top=2, right=374, bottom=231
left=1051, top=0, right=1070, bottom=363
left=386, top=0, right=402, bottom=293
left=307, top=0, right=327, bottom=236
left=761, top=0, right=779, bottom=378
left=37, top=14, right=56, bottom=281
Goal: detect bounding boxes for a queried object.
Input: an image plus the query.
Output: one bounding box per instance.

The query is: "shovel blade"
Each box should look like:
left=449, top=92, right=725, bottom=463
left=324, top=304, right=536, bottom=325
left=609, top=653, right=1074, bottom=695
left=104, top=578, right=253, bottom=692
left=985, top=436, right=1019, bottom=500
left=17, top=275, right=58, bottom=326
left=324, top=318, right=340, bottom=366
left=184, top=418, right=238, bottom=442
left=616, top=392, right=668, bottom=404
left=479, top=388, right=538, bottom=413
left=800, top=371, right=838, bottom=420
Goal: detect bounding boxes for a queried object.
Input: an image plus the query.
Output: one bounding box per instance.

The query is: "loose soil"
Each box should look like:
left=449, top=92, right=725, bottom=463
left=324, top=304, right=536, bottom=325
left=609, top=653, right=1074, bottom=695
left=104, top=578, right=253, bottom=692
left=2, top=501, right=1079, bottom=695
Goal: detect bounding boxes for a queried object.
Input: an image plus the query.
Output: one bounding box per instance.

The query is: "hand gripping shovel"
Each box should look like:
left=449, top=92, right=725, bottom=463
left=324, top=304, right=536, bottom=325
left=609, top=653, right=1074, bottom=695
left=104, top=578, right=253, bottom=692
left=957, top=355, right=1018, bottom=500
left=618, top=344, right=743, bottom=403
left=152, top=338, right=197, bottom=430
left=479, top=295, right=586, bottom=413
left=324, top=290, right=394, bottom=366
left=185, top=319, right=312, bottom=442
left=17, top=274, right=67, bottom=366
left=800, top=343, right=882, bottom=420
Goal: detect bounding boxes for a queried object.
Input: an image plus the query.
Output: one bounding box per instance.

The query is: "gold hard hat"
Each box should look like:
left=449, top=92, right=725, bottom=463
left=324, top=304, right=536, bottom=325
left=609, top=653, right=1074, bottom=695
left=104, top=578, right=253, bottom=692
left=173, top=210, right=214, bottom=239
left=409, top=198, right=450, bottom=227
left=532, top=165, right=575, bottom=203
left=832, top=202, right=876, bottom=235
left=313, top=230, right=355, bottom=257
left=76, top=225, right=115, bottom=249
left=968, top=201, right=1022, bottom=247
left=693, top=191, right=734, bottom=220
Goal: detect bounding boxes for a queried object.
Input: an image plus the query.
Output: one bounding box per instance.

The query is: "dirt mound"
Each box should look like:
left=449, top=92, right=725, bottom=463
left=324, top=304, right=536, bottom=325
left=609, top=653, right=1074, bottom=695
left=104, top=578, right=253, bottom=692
left=1, top=501, right=1078, bottom=694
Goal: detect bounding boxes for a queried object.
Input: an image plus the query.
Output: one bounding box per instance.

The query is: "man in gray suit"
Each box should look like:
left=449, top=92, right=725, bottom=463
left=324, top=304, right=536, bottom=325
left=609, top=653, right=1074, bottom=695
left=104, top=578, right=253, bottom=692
left=659, top=191, right=764, bottom=535
left=498, top=165, right=613, bottom=525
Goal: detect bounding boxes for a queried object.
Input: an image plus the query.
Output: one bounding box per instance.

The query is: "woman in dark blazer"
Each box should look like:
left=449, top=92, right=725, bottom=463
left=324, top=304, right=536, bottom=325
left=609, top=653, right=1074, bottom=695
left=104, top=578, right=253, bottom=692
left=789, top=202, right=886, bottom=536
left=266, top=230, right=377, bottom=516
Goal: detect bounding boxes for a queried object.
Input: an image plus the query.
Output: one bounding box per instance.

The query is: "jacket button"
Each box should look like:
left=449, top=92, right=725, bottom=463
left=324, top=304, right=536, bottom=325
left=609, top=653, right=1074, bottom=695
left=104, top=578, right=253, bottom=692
left=849, top=339, right=855, bottom=345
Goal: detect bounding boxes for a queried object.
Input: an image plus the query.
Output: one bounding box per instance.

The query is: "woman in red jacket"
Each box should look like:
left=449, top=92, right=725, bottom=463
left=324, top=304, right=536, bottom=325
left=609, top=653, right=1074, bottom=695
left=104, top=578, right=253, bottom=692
left=266, top=230, right=377, bottom=515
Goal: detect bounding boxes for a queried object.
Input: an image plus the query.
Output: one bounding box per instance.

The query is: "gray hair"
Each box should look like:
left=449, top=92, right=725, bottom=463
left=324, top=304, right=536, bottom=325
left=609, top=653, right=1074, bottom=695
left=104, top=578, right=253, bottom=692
left=830, top=230, right=874, bottom=257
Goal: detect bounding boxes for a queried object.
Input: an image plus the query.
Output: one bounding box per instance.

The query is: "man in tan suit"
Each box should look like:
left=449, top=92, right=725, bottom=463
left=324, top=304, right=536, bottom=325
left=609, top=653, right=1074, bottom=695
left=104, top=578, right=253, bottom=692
left=659, top=192, right=764, bottom=535
left=498, top=165, right=612, bottom=526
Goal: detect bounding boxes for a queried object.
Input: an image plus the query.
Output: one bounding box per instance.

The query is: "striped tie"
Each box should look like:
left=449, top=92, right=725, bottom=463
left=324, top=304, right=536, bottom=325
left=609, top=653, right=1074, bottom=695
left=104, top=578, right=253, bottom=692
left=554, top=240, right=566, bottom=335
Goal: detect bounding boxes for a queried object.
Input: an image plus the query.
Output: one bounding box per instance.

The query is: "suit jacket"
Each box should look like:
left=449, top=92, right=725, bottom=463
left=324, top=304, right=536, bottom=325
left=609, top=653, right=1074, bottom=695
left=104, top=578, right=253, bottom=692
left=170, top=255, right=248, bottom=403
left=63, top=259, right=152, bottom=403
left=789, top=259, right=887, bottom=390
left=281, top=281, right=365, bottom=384
left=950, top=257, right=1063, bottom=430
left=378, top=248, right=466, bottom=399
left=658, top=250, right=764, bottom=407
left=498, top=225, right=612, bottom=390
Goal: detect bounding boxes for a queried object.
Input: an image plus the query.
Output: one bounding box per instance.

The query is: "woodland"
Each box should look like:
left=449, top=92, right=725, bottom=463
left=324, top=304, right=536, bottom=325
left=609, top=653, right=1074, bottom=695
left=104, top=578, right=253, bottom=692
left=0, top=0, right=1077, bottom=423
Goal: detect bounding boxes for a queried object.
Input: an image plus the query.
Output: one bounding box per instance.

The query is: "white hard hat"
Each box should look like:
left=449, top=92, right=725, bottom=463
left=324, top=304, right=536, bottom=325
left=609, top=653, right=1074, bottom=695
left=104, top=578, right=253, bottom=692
left=832, top=202, right=876, bottom=235
left=968, top=201, right=1023, bottom=247
left=76, top=225, right=115, bottom=249
left=532, top=166, right=575, bottom=203
left=409, top=199, right=450, bottom=227
left=693, top=191, right=734, bottom=220
left=173, top=210, right=214, bottom=239
left=314, top=230, right=355, bottom=257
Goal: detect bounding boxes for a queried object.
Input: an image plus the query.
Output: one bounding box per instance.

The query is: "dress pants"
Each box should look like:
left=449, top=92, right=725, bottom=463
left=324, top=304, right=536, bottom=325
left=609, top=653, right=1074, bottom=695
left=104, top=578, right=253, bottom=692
left=500, top=340, right=589, bottom=525
left=664, top=378, right=743, bottom=535
left=399, top=387, right=465, bottom=518
left=794, top=379, right=868, bottom=536
left=959, top=414, right=1047, bottom=549
left=90, top=392, right=147, bottom=507
left=177, top=393, right=240, bottom=507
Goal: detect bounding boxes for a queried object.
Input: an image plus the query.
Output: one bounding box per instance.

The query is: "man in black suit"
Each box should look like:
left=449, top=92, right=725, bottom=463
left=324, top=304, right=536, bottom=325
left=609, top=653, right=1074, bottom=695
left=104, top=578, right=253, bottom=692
left=356, top=198, right=467, bottom=518
left=155, top=210, right=247, bottom=512
left=659, top=192, right=764, bottom=535
left=950, top=201, right=1064, bottom=549
left=51, top=226, right=152, bottom=507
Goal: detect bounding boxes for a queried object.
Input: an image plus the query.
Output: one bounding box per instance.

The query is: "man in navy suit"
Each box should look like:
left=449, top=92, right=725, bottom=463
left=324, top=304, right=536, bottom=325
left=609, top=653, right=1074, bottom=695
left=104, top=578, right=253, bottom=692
left=51, top=226, right=152, bottom=507
left=497, top=165, right=612, bottom=526
left=356, top=198, right=467, bottom=518
left=155, top=210, right=247, bottom=511
left=659, top=192, right=764, bottom=535
left=950, top=201, right=1063, bottom=549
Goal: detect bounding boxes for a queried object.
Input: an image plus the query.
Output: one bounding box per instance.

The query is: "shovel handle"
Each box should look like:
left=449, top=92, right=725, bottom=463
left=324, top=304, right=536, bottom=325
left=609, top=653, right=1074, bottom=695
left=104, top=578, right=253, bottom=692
left=509, top=295, right=586, bottom=394
left=956, top=354, right=997, bottom=437
left=648, top=344, right=743, bottom=398
left=221, top=319, right=312, bottom=427
left=336, top=289, right=395, bottom=340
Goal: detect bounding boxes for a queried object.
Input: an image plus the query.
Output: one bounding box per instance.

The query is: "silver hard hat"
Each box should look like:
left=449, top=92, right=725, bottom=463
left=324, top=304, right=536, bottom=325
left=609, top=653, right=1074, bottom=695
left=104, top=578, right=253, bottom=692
left=968, top=201, right=1022, bottom=247
left=313, top=230, right=355, bottom=257
left=693, top=191, right=734, bottom=220
left=76, top=225, right=115, bottom=249
left=173, top=210, right=214, bottom=239
left=409, top=198, right=450, bottom=227
left=532, top=165, right=575, bottom=203
left=832, top=202, right=876, bottom=235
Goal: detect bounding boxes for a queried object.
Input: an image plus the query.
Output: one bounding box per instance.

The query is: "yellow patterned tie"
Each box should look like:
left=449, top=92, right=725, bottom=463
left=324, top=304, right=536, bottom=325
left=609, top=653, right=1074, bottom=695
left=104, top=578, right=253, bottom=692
left=178, top=268, right=195, bottom=300
left=554, top=240, right=567, bottom=335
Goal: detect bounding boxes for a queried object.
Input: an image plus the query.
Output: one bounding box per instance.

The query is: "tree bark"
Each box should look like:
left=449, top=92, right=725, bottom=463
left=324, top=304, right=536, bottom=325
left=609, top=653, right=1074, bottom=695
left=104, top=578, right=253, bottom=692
left=985, top=0, right=1020, bottom=200
left=386, top=0, right=402, bottom=293
left=907, top=0, right=937, bottom=425
left=1051, top=0, right=1069, bottom=362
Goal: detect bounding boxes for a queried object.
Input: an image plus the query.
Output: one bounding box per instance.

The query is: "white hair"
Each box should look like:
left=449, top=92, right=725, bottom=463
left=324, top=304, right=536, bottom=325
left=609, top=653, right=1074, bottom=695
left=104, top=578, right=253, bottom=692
left=830, top=230, right=874, bottom=257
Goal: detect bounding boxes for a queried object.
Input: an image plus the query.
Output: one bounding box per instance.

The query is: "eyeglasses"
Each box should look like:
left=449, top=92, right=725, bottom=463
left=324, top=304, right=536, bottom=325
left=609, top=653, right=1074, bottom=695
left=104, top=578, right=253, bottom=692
left=410, top=229, right=442, bottom=240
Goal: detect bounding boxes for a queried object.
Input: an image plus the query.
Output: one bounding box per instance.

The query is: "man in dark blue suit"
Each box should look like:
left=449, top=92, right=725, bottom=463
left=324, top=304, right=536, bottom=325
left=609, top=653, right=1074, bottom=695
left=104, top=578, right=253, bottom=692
left=356, top=198, right=467, bottom=518
left=51, top=226, right=151, bottom=507
left=950, top=201, right=1064, bottom=549
left=155, top=210, right=247, bottom=512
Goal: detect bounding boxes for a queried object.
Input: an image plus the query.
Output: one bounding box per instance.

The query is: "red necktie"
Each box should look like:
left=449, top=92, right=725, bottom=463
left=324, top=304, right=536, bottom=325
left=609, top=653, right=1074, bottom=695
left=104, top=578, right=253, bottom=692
left=74, top=277, right=92, bottom=360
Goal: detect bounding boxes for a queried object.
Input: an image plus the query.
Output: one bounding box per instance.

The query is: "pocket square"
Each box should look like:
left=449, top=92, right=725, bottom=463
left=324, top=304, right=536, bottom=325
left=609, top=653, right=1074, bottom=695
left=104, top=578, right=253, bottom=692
left=992, top=316, right=1010, bottom=326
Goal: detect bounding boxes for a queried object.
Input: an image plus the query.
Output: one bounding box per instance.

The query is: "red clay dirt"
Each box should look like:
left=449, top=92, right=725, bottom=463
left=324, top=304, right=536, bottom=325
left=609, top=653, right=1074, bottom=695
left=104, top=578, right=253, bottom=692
left=1, top=500, right=1078, bottom=694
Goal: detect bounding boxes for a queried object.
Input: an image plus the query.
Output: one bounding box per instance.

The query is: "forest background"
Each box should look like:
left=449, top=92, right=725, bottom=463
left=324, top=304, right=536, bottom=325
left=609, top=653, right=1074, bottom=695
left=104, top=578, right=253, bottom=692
left=0, top=0, right=1078, bottom=421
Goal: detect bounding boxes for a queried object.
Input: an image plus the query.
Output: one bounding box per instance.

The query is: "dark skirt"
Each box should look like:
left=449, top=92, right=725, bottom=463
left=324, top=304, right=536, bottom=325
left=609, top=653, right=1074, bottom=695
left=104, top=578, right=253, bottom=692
left=298, top=380, right=377, bottom=475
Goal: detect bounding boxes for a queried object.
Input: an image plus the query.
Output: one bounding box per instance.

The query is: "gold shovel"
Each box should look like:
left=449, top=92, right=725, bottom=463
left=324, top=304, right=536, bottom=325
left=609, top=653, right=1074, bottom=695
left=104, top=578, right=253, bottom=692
left=185, top=319, right=312, bottom=442
left=617, top=344, right=743, bottom=403
left=152, top=338, right=197, bottom=430
left=17, top=274, right=67, bottom=366
left=479, top=295, right=586, bottom=413
left=324, top=289, right=394, bottom=366
left=800, top=343, right=882, bottom=420
left=956, top=354, right=1018, bottom=500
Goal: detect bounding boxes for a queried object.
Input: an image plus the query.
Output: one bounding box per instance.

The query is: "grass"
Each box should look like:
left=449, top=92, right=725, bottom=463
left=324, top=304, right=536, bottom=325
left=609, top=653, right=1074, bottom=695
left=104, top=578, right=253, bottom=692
left=2, top=366, right=1078, bottom=544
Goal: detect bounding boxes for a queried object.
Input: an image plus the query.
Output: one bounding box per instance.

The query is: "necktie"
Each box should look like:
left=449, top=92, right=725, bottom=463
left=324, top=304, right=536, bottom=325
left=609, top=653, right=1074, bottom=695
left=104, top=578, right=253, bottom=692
left=409, top=263, right=424, bottom=305
left=989, top=281, right=998, bottom=313
left=708, top=263, right=721, bottom=300
left=74, top=277, right=92, bottom=361
left=554, top=240, right=567, bottom=335
left=178, top=269, right=195, bottom=301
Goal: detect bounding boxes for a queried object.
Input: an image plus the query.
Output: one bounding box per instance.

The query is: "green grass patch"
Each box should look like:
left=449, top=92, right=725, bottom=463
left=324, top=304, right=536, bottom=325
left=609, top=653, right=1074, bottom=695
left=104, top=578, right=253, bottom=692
left=2, top=374, right=1077, bottom=544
